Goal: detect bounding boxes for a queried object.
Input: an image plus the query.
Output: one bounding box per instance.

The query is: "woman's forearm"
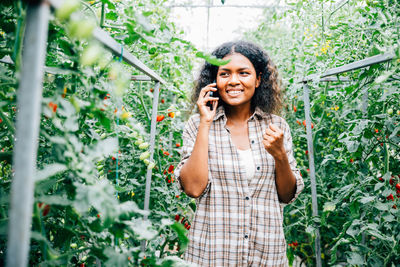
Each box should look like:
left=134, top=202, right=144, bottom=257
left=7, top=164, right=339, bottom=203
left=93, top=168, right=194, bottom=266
left=179, top=123, right=211, bottom=198
left=274, top=153, right=297, bottom=203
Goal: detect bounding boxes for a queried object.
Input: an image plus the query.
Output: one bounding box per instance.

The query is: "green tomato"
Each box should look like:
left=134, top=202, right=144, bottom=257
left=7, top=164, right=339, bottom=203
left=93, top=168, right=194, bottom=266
left=55, top=0, right=80, bottom=21
left=68, top=19, right=95, bottom=39
left=70, top=243, right=77, bottom=249
left=80, top=44, right=102, bottom=66
left=135, top=139, right=144, bottom=146
left=387, top=108, right=393, bottom=115
left=375, top=147, right=381, bottom=153
left=139, top=142, right=150, bottom=150
left=147, top=162, right=156, bottom=170
left=140, top=151, right=150, bottom=161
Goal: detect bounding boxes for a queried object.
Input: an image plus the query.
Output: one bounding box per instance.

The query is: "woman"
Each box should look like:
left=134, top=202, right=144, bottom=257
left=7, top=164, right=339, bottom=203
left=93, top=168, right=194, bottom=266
left=174, top=41, right=304, bottom=266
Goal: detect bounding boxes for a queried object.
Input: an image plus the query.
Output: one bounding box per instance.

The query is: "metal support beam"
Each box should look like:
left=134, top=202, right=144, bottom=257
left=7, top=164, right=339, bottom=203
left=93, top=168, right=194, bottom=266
left=141, top=81, right=161, bottom=252
left=0, top=59, right=155, bottom=81
left=319, top=76, right=350, bottom=82
left=143, top=81, right=160, bottom=213
left=302, top=52, right=395, bottom=82
left=47, top=0, right=166, bottom=84
left=321, top=52, right=394, bottom=78
left=167, top=4, right=287, bottom=9
left=6, top=2, right=50, bottom=267
left=302, top=82, right=322, bottom=267
left=131, top=75, right=153, bottom=81
left=92, top=28, right=166, bottom=84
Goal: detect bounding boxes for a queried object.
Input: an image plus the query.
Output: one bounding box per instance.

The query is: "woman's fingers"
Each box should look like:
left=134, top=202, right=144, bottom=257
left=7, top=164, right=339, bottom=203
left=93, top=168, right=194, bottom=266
left=197, top=84, right=218, bottom=108
left=200, top=85, right=217, bottom=98
left=265, top=123, right=283, bottom=138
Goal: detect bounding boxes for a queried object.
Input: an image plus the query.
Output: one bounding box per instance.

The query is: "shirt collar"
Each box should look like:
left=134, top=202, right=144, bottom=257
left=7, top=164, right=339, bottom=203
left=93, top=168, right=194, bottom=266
left=213, top=105, right=269, bottom=122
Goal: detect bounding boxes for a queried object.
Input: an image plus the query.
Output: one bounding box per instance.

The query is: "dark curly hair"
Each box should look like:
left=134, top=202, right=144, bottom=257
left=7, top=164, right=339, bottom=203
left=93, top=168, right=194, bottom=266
left=191, top=41, right=282, bottom=114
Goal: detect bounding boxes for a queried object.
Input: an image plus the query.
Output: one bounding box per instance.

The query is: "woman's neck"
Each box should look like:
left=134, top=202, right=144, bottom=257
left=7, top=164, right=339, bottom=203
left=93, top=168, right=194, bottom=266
left=224, top=103, right=254, bottom=125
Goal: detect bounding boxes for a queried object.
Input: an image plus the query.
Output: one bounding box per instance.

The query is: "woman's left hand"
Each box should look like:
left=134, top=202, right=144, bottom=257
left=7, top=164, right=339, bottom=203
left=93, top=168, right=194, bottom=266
left=262, top=123, right=286, bottom=160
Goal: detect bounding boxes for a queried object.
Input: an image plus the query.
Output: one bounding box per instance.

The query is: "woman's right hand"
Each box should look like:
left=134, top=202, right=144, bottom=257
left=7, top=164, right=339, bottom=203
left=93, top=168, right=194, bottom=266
left=197, top=83, right=219, bottom=124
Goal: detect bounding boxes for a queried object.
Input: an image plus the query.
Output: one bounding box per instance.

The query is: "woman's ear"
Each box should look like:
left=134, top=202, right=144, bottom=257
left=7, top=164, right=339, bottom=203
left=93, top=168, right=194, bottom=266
left=256, top=73, right=261, bottom=88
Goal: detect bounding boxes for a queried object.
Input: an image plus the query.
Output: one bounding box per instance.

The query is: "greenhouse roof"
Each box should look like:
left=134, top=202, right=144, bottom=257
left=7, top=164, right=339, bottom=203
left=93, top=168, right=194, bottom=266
left=168, top=0, right=288, bottom=51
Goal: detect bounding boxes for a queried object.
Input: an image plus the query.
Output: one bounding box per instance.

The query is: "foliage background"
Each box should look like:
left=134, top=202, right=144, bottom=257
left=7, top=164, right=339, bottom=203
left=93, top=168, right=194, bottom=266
left=245, top=0, right=400, bottom=265
left=0, top=0, right=399, bottom=266
left=1, top=0, right=199, bottom=266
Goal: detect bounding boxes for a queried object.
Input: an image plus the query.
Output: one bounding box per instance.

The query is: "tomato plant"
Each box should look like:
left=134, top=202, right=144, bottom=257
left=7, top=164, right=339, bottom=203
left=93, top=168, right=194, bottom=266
left=245, top=0, right=400, bottom=265
left=1, top=0, right=399, bottom=266
left=0, top=0, right=198, bottom=265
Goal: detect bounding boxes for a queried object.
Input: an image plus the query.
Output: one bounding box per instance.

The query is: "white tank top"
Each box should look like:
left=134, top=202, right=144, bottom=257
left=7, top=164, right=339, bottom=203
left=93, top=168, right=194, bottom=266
left=237, top=148, right=255, bottom=183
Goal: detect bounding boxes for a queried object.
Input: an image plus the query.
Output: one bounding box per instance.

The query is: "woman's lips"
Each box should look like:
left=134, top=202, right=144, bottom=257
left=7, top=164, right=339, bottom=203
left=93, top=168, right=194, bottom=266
left=226, top=89, right=243, bottom=96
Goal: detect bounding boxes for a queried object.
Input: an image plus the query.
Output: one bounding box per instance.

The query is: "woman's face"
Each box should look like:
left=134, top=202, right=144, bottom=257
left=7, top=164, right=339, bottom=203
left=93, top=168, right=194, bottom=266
left=216, top=53, right=260, bottom=109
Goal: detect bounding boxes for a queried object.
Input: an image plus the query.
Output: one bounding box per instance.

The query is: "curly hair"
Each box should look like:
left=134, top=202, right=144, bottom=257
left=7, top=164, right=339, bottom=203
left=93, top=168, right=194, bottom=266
left=191, top=41, right=282, bottom=114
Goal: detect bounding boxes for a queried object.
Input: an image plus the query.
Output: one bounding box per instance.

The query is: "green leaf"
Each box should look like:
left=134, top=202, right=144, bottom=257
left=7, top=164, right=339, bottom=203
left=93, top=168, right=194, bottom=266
left=125, top=219, right=157, bottom=240
left=106, top=12, right=118, bottom=21
left=374, top=202, right=389, bottom=211
left=36, top=194, right=72, bottom=206
left=160, top=256, right=193, bottom=267
left=195, top=51, right=231, bottom=66
left=35, top=163, right=67, bottom=182
left=359, top=196, right=375, bottom=204
left=170, top=222, right=189, bottom=252
left=101, top=0, right=116, bottom=10
left=375, top=70, right=394, bottom=84
left=73, top=180, right=119, bottom=220
left=346, top=252, right=365, bottom=265
left=323, top=202, right=336, bottom=212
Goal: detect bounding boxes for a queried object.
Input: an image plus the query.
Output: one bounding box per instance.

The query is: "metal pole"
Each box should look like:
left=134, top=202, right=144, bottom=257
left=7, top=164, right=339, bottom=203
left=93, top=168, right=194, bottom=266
left=141, top=81, right=161, bottom=252
left=6, top=1, right=50, bottom=267
left=206, top=0, right=211, bottom=50
left=362, top=89, right=368, bottom=117
left=302, top=82, right=322, bottom=267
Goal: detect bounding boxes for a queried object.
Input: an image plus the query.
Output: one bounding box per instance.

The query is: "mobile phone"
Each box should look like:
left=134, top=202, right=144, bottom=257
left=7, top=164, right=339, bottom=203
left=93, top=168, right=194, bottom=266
left=206, top=80, right=218, bottom=110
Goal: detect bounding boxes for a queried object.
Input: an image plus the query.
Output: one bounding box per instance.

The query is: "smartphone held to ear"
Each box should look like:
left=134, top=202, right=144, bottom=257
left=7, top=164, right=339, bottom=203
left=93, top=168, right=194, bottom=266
left=207, top=80, right=218, bottom=111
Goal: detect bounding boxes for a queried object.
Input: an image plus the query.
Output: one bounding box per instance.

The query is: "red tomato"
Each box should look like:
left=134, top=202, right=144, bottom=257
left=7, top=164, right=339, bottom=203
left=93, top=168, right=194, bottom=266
left=396, top=183, right=400, bottom=191
left=156, top=115, right=165, bottom=122
left=42, top=205, right=51, bottom=216
left=168, top=165, right=174, bottom=173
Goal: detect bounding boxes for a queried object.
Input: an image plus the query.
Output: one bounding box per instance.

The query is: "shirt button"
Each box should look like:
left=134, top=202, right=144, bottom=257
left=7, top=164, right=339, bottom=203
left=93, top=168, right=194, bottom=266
left=244, top=234, right=249, bottom=239
left=257, top=166, right=260, bottom=170
left=245, top=196, right=250, bottom=200
left=251, top=140, right=255, bottom=144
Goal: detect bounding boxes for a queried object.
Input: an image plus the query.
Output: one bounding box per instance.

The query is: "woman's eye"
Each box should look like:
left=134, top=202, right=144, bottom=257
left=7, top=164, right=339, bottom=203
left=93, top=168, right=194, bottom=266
left=240, top=72, right=250, bottom=75
left=219, top=73, right=228, bottom=77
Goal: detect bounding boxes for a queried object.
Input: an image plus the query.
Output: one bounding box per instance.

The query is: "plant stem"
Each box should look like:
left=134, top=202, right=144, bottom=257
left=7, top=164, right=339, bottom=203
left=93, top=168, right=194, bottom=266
left=0, top=107, right=15, bottom=135
left=12, top=0, right=26, bottom=72
left=100, top=2, right=105, bottom=28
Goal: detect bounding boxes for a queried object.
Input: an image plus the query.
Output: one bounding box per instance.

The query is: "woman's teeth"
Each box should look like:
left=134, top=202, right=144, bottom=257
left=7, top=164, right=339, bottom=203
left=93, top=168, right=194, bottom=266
left=227, top=90, right=242, bottom=96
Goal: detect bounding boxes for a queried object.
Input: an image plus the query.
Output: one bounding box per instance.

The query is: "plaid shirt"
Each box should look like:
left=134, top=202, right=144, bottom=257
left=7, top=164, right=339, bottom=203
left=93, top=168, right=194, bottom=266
left=175, top=105, right=304, bottom=267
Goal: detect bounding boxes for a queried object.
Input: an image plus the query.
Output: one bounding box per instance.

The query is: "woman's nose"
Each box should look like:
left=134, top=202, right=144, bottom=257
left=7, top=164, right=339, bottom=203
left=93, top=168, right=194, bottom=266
left=228, top=73, right=240, bottom=85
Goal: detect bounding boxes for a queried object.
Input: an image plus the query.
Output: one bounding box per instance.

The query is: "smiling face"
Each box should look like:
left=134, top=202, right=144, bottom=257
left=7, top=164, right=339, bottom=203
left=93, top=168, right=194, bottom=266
left=216, top=53, right=260, bottom=110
